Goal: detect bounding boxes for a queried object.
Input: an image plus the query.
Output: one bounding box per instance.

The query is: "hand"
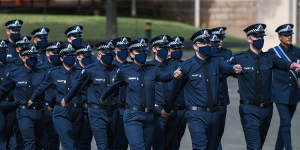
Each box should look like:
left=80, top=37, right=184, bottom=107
left=27, top=100, right=33, bottom=107
left=61, top=98, right=68, bottom=107
left=48, top=106, right=53, bottom=112
left=173, top=70, right=182, bottom=79
left=290, top=62, right=300, bottom=70
left=161, top=109, right=169, bottom=118
left=296, top=67, right=300, bottom=72
left=84, top=103, right=89, bottom=109
left=237, top=88, right=240, bottom=94
left=233, top=64, right=242, bottom=74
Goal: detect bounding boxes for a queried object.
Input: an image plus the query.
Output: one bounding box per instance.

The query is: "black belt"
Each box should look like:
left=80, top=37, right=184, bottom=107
left=240, top=100, right=272, bottom=108
left=19, top=105, right=42, bottom=110
left=88, top=103, right=111, bottom=110
left=125, top=105, right=154, bottom=113
left=187, top=106, right=220, bottom=112
left=217, top=100, right=227, bottom=106
left=55, top=103, right=82, bottom=108
left=154, top=103, right=166, bottom=108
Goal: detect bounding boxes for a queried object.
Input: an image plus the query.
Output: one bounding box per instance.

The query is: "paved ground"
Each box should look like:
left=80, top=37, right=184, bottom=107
left=89, top=51, right=300, bottom=149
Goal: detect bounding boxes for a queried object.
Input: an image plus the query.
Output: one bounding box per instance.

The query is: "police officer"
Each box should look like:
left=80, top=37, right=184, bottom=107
left=0, top=40, right=19, bottom=150
left=5, top=20, right=23, bottom=62
left=147, top=34, right=176, bottom=150
left=30, top=43, right=84, bottom=150
left=31, top=27, right=50, bottom=68
left=0, top=44, right=46, bottom=150
left=100, top=38, right=176, bottom=150
left=228, top=24, right=300, bottom=150
left=167, top=36, right=186, bottom=150
left=268, top=24, right=300, bottom=150
left=15, top=36, right=31, bottom=54
left=39, top=41, right=63, bottom=150
left=74, top=44, right=94, bottom=150
left=65, top=25, right=84, bottom=49
left=111, top=37, right=131, bottom=150
left=173, top=29, right=242, bottom=150
left=65, top=40, right=117, bottom=150
left=209, top=28, right=233, bottom=150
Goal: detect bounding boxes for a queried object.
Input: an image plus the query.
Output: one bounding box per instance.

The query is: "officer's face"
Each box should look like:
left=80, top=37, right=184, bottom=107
left=115, top=48, right=121, bottom=54
left=33, top=37, right=45, bottom=44
left=168, top=48, right=181, bottom=58
left=76, top=54, right=85, bottom=62
left=279, top=34, right=292, bottom=46
left=6, top=29, right=20, bottom=36
left=152, top=46, right=161, bottom=54
left=130, top=50, right=145, bottom=59
left=67, top=35, right=80, bottom=43
left=193, top=43, right=207, bottom=51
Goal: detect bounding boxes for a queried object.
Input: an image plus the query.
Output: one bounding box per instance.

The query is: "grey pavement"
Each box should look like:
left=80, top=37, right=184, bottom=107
left=88, top=51, right=300, bottom=150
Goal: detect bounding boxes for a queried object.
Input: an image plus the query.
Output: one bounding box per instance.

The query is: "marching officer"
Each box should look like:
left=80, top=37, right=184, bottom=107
left=74, top=44, right=94, bottom=150
left=147, top=34, right=177, bottom=150
left=0, top=44, right=46, bottom=150
left=5, top=20, right=23, bottom=62
left=111, top=37, right=131, bottom=150
left=165, top=36, right=186, bottom=150
left=30, top=43, right=84, bottom=150
left=31, top=27, right=50, bottom=68
left=65, top=25, right=84, bottom=49
left=269, top=24, right=300, bottom=150
left=173, top=29, right=242, bottom=150
left=65, top=40, right=117, bottom=150
left=228, top=24, right=300, bottom=150
left=100, top=38, right=176, bottom=150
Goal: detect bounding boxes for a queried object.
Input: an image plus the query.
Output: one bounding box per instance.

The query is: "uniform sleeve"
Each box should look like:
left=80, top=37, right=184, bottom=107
left=271, top=53, right=291, bottom=70
left=101, top=68, right=127, bottom=101
left=219, top=57, right=234, bottom=74
left=0, top=72, right=15, bottom=101
left=30, top=70, right=53, bottom=101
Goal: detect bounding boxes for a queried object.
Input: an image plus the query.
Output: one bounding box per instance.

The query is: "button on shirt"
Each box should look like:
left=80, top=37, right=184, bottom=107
left=229, top=49, right=291, bottom=103
left=268, top=44, right=300, bottom=104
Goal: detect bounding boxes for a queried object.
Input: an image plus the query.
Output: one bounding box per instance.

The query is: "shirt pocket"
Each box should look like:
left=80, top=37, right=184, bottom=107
left=189, top=73, right=203, bottom=89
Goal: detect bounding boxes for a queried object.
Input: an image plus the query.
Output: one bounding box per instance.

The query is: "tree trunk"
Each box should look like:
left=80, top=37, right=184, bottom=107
left=106, top=0, right=118, bottom=39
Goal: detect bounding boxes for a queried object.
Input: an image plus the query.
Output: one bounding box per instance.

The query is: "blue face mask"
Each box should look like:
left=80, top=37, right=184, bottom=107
left=117, top=50, right=129, bottom=61
left=252, top=38, right=264, bottom=50
left=101, top=54, right=114, bottom=65
left=157, top=48, right=168, bottom=60
left=37, top=40, right=48, bottom=49
left=10, top=33, right=21, bottom=42
left=135, top=53, right=147, bottom=64
left=26, top=57, right=38, bottom=68
left=0, top=52, right=7, bottom=63
left=71, top=38, right=82, bottom=48
left=49, top=54, right=61, bottom=65
left=82, top=57, right=92, bottom=66
left=198, top=45, right=211, bottom=56
left=63, top=56, right=75, bottom=67
left=170, top=50, right=182, bottom=59
left=210, top=47, right=219, bottom=55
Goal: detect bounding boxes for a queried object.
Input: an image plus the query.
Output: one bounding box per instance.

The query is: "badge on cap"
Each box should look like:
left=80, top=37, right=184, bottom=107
left=67, top=43, right=73, bottom=49
left=40, top=28, right=48, bottom=34
left=107, top=41, right=114, bottom=49
left=23, top=37, right=30, bottom=43
left=140, top=39, right=147, bottom=46
left=210, top=34, right=219, bottom=41
left=0, top=40, right=7, bottom=48
left=14, top=20, right=21, bottom=26
left=162, top=35, right=168, bottom=42
left=56, top=42, right=61, bottom=47
left=75, top=26, right=81, bottom=32
left=121, top=37, right=129, bottom=45
left=257, top=24, right=264, bottom=32
left=174, top=37, right=182, bottom=44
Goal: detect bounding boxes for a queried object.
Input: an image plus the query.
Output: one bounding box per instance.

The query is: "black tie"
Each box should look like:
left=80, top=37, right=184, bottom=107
left=138, top=67, right=145, bottom=107
left=202, top=62, right=214, bottom=110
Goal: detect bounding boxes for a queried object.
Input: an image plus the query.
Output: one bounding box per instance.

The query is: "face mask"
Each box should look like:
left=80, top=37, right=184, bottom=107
left=198, top=45, right=211, bottom=57
left=49, top=54, right=61, bottom=65
left=81, top=57, right=92, bottom=66
left=252, top=38, right=264, bottom=50
left=157, top=48, right=168, bottom=60
left=71, top=38, right=82, bottom=48
left=210, top=47, right=219, bottom=55
left=63, top=56, right=75, bottom=67
left=117, top=50, right=128, bottom=61
left=135, top=53, right=147, bottom=64
left=37, top=40, right=48, bottom=49
left=170, top=50, right=182, bottom=59
left=101, top=54, right=114, bottom=65
left=26, top=57, right=38, bottom=68
left=10, top=33, right=21, bottom=42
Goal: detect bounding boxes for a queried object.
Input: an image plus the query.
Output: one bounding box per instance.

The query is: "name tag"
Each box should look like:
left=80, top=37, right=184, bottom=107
left=95, top=78, right=105, bottom=82
left=128, top=77, right=138, bottom=80
left=17, top=81, right=28, bottom=85
left=192, top=74, right=201, bottom=78
left=243, top=67, right=254, bottom=71
left=57, top=80, right=66, bottom=84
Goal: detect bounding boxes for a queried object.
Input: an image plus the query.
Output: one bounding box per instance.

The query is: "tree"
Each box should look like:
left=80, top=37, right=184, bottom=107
left=106, top=0, right=118, bottom=39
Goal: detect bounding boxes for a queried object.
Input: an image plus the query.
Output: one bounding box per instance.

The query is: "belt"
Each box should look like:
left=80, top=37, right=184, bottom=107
left=55, top=103, right=82, bottom=108
left=240, top=100, right=272, bottom=108
left=125, top=105, right=154, bottom=113
left=217, top=100, right=227, bottom=106
left=19, top=105, right=42, bottom=110
left=88, top=103, right=111, bottom=110
left=187, top=106, right=220, bottom=112
left=3, top=98, right=12, bottom=102
left=154, top=103, right=166, bottom=108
